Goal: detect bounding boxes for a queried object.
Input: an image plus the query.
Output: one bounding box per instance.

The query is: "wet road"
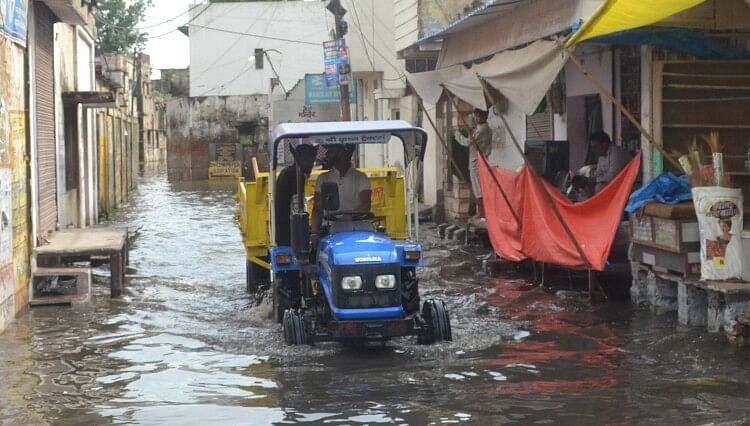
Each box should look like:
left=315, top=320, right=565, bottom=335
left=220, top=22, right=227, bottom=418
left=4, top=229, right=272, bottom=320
left=2, top=172, right=750, bottom=425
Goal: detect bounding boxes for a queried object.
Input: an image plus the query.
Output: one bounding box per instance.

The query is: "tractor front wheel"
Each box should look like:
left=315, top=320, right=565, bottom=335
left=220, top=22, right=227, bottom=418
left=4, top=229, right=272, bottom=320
left=283, top=310, right=309, bottom=345
left=418, top=299, right=452, bottom=344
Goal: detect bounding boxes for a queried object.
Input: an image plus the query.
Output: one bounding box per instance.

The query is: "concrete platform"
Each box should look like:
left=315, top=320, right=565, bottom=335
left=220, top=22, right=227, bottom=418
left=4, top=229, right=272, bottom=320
left=631, top=261, right=750, bottom=339
left=35, top=227, right=129, bottom=297
left=30, top=266, right=91, bottom=306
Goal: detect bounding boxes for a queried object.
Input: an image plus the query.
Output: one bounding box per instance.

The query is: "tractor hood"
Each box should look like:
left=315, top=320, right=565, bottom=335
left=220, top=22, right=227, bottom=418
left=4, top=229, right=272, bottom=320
left=324, top=232, right=398, bottom=265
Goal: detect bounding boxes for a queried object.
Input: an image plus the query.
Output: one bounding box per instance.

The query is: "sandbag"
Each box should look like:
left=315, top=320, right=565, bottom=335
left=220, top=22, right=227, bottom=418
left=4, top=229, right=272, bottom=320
left=692, top=187, right=744, bottom=280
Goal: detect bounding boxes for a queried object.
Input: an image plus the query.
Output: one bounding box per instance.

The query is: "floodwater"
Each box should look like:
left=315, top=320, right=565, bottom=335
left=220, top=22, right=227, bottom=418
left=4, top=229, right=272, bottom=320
left=2, top=172, right=750, bottom=425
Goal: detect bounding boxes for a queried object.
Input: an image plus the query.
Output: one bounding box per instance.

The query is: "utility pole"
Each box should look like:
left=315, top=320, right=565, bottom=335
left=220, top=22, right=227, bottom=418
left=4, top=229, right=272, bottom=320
left=327, top=0, right=351, bottom=121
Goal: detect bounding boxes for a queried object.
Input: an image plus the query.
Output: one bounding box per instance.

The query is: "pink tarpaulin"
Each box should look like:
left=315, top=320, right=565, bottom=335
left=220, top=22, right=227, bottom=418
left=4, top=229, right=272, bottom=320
left=478, top=154, right=641, bottom=271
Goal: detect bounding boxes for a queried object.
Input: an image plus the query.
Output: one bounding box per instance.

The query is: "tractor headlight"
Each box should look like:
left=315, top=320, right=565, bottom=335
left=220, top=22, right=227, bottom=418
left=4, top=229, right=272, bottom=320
left=341, top=276, right=363, bottom=291
left=375, top=274, right=397, bottom=289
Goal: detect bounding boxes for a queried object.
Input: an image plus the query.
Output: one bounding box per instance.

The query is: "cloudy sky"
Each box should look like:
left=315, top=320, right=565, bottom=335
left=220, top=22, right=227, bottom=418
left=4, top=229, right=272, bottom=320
left=140, top=0, right=321, bottom=79
left=141, top=0, right=196, bottom=78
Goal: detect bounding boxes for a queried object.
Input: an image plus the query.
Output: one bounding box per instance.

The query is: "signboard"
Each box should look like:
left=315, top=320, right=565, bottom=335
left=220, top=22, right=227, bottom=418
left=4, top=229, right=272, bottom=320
left=215, top=144, right=236, bottom=162
left=310, top=132, right=390, bottom=145
left=323, top=38, right=351, bottom=87
left=1, top=0, right=28, bottom=47
left=304, top=74, right=357, bottom=105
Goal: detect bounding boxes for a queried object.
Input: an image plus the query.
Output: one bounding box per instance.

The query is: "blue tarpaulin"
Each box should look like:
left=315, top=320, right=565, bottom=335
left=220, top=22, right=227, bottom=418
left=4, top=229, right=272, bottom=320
left=625, top=172, right=693, bottom=213
left=590, top=27, right=750, bottom=59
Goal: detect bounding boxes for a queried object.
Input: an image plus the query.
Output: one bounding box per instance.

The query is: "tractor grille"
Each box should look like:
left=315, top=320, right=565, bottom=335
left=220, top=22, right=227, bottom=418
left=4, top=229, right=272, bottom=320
left=331, top=263, right=401, bottom=309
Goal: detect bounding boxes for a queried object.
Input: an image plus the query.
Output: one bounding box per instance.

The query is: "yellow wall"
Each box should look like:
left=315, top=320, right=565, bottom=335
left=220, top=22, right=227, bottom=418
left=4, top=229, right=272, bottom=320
left=0, top=37, right=30, bottom=332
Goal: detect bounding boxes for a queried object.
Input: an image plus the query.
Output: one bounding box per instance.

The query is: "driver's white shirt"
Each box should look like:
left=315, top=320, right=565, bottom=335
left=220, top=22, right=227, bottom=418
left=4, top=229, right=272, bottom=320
left=315, top=167, right=371, bottom=212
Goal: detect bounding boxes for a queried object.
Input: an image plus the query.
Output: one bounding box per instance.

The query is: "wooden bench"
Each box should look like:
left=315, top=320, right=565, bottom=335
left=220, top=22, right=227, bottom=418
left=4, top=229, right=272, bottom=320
left=35, top=228, right=129, bottom=297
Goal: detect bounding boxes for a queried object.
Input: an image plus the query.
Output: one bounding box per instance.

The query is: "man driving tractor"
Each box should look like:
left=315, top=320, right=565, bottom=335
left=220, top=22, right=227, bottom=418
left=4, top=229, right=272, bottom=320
left=311, top=145, right=372, bottom=243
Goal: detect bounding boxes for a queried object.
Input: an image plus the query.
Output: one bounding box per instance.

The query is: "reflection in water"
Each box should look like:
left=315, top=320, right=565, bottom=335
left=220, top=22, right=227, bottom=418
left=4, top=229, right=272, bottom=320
left=1, top=172, right=750, bottom=425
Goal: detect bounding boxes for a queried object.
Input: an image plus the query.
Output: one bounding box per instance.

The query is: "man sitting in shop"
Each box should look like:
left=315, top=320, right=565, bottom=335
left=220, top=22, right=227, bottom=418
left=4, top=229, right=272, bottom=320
left=275, top=144, right=317, bottom=246
left=311, top=145, right=371, bottom=243
left=572, top=131, right=631, bottom=198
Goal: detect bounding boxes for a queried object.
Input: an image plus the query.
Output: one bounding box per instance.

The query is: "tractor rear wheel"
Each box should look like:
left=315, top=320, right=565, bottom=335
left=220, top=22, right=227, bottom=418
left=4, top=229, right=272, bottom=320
left=272, top=272, right=299, bottom=323
left=418, top=299, right=452, bottom=344
left=246, top=258, right=270, bottom=293
left=283, top=310, right=309, bottom=345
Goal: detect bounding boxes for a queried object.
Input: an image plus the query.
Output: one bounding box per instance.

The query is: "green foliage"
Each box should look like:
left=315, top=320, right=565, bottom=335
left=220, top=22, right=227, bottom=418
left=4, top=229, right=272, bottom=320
left=96, top=0, right=152, bottom=54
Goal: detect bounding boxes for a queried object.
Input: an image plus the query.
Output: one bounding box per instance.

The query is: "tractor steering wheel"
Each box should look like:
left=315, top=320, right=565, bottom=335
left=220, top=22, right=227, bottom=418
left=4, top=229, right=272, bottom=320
left=324, top=210, right=375, bottom=222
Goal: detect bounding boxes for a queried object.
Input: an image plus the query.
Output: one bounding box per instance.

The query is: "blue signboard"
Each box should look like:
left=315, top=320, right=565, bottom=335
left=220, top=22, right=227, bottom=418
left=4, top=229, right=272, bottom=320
left=2, top=0, right=28, bottom=47
left=304, top=73, right=357, bottom=105
left=322, top=38, right=351, bottom=87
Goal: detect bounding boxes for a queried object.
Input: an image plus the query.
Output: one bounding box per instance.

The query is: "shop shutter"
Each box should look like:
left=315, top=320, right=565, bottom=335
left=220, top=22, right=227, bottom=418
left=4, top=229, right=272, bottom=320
left=35, top=3, right=58, bottom=240
left=526, top=109, right=553, bottom=141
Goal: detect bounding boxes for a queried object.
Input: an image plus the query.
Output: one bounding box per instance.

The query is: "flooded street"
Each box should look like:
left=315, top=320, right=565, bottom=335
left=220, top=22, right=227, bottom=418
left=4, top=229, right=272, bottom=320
left=2, top=172, right=750, bottom=425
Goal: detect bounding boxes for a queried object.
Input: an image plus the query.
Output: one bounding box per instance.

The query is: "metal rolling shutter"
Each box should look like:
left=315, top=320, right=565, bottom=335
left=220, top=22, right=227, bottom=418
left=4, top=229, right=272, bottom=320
left=526, top=110, right=553, bottom=141
left=35, top=3, right=58, bottom=239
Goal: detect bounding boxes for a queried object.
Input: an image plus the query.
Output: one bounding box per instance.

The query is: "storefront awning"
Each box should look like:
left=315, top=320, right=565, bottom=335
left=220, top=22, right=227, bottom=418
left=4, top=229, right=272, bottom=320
left=566, top=0, right=708, bottom=46
left=406, top=39, right=568, bottom=116
left=62, top=91, right=117, bottom=108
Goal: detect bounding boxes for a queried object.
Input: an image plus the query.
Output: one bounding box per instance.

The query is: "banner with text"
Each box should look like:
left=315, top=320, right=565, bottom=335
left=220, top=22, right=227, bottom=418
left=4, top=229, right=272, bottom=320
left=305, top=74, right=357, bottom=105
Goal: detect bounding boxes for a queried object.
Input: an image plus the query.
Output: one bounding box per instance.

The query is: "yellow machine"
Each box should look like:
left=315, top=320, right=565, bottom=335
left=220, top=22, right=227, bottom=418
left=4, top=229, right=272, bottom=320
left=237, top=167, right=408, bottom=277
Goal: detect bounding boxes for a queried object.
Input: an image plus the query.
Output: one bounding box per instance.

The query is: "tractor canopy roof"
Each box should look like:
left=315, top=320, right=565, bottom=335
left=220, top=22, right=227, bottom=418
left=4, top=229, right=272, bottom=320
left=271, top=120, right=427, bottom=169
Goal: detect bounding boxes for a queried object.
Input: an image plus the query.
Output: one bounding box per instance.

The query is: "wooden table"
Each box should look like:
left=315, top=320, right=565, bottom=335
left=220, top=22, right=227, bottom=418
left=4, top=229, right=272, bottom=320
left=36, top=228, right=129, bottom=297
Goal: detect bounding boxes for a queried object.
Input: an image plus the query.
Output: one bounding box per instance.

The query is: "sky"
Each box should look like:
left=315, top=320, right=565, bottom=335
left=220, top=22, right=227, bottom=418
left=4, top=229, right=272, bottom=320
left=140, top=0, right=321, bottom=80
left=141, top=0, right=197, bottom=79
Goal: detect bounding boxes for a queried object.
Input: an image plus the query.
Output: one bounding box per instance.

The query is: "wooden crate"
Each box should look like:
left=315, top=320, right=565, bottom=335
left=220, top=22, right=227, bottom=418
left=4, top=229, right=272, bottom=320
left=630, top=214, right=701, bottom=276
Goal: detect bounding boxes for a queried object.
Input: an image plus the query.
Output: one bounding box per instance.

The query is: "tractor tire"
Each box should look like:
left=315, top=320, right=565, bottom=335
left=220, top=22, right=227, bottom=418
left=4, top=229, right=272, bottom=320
left=272, top=272, right=299, bottom=323
left=246, top=259, right=270, bottom=294
left=418, top=299, right=452, bottom=344
left=401, top=267, right=420, bottom=315
left=283, top=310, right=309, bottom=345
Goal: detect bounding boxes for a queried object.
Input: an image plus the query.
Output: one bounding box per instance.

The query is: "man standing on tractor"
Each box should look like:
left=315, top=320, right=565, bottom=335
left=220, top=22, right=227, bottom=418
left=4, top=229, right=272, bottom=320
left=275, top=144, right=317, bottom=246
left=311, top=145, right=371, bottom=244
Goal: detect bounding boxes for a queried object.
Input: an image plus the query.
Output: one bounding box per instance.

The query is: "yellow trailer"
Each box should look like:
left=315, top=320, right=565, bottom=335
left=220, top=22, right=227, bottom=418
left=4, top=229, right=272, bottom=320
left=237, top=166, right=409, bottom=290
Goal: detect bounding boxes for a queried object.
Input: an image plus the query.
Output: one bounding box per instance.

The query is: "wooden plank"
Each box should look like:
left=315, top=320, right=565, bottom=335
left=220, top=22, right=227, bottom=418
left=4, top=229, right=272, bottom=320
left=664, top=84, right=750, bottom=90
left=663, top=96, right=750, bottom=103
left=36, top=228, right=127, bottom=255
left=663, top=123, right=750, bottom=129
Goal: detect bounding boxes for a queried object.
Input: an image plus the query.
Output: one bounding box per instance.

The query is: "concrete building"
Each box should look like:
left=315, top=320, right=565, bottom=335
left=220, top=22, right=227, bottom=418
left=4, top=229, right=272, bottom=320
left=137, top=54, right=167, bottom=165
left=167, top=1, right=330, bottom=180
left=2, top=0, right=103, bottom=333
left=95, top=53, right=142, bottom=216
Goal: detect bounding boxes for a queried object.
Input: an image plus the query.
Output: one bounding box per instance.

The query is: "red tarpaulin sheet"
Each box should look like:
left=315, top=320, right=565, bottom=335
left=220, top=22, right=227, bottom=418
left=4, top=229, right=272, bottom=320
left=478, top=154, right=641, bottom=271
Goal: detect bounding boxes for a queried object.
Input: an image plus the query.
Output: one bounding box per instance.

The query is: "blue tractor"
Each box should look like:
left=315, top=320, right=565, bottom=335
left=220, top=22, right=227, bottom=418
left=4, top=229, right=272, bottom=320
left=266, top=121, right=452, bottom=345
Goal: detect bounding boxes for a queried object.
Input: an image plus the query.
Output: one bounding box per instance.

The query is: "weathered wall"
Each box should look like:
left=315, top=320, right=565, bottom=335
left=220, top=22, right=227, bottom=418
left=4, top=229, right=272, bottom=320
left=167, top=95, right=268, bottom=180
left=0, top=36, right=30, bottom=333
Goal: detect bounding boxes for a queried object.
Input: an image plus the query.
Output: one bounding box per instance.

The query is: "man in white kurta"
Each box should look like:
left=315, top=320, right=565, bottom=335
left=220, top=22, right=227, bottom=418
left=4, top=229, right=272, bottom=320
left=454, top=108, right=492, bottom=219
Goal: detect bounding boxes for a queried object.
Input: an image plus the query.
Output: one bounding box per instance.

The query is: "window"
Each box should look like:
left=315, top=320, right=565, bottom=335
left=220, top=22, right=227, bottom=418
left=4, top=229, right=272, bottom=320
left=405, top=58, right=438, bottom=73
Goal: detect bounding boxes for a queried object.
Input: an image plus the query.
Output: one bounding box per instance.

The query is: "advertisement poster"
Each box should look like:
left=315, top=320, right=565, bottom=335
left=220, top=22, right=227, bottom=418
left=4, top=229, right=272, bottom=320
left=1, top=0, right=29, bottom=47
left=0, top=167, right=13, bottom=310
left=322, top=38, right=350, bottom=87
left=304, top=73, right=357, bottom=105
